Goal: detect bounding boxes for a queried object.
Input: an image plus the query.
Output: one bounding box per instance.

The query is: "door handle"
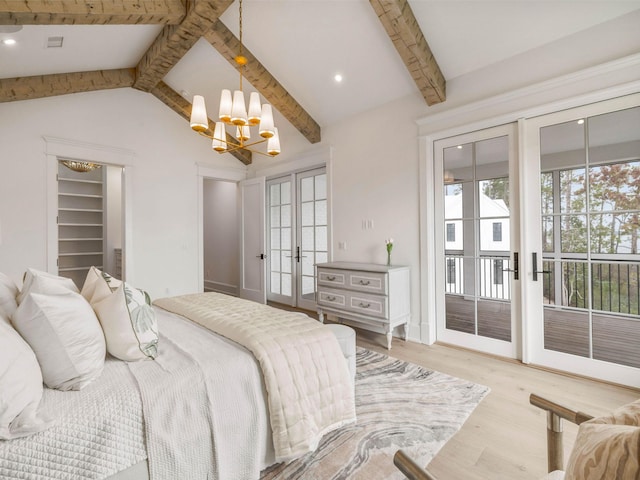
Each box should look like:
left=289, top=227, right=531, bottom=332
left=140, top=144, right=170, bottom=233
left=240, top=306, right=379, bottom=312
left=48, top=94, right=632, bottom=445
left=256, top=253, right=266, bottom=260
left=502, top=252, right=519, bottom=280
left=532, top=252, right=551, bottom=281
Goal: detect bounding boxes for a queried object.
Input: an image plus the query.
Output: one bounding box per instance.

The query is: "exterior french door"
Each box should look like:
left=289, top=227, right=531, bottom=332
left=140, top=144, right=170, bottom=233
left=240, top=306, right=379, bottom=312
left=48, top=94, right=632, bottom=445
left=522, top=94, right=640, bottom=386
left=267, top=167, right=327, bottom=310
left=435, top=124, right=520, bottom=358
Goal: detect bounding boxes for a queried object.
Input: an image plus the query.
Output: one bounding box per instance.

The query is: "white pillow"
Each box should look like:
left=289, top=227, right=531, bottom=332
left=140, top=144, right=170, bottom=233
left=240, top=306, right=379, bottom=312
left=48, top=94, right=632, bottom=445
left=0, top=272, right=19, bottom=320
left=93, top=281, right=158, bottom=361
left=17, top=268, right=79, bottom=305
left=0, top=313, right=53, bottom=439
left=12, top=291, right=106, bottom=391
left=81, top=266, right=121, bottom=304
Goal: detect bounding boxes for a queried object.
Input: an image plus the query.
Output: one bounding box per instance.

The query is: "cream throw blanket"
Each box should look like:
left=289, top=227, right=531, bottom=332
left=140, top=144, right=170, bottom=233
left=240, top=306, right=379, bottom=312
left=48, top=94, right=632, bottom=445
left=154, top=293, right=356, bottom=462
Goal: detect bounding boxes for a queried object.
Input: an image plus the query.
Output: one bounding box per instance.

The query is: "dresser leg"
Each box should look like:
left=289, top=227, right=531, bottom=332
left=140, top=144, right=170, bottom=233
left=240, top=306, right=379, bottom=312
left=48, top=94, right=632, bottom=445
left=386, top=331, right=392, bottom=350
left=318, top=310, right=324, bottom=323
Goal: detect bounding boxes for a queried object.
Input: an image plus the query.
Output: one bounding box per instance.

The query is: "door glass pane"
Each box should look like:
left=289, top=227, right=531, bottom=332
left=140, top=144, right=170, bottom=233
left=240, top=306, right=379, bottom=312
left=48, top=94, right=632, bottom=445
left=559, top=169, right=586, bottom=214
left=540, top=106, right=640, bottom=368
left=315, top=200, right=327, bottom=226
left=267, top=178, right=292, bottom=302
left=282, top=273, right=292, bottom=296
left=301, top=202, right=314, bottom=226
left=281, top=181, right=291, bottom=204
left=315, top=226, right=327, bottom=252
left=300, top=177, right=314, bottom=202
left=301, top=226, right=314, bottom=250
left=443, top=133, right=512, bottom=343
left=315, top=174, right=327, bottom=200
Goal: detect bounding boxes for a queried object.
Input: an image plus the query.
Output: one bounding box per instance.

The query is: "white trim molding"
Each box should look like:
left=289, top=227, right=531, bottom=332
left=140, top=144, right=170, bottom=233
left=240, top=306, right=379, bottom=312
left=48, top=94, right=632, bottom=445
left=417, top=53, right=640, bottom=136
left=43, top=136, right=135, bottom=284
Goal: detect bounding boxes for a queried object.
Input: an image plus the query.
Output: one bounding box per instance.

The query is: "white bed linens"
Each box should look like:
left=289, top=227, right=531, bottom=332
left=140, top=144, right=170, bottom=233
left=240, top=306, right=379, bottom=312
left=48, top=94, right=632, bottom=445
left=0, top=308, right=274, bottom=480
left=0, top=359, right=146, bottom=480
left=130, top=307, right=274, bottom=480
left=154, top=292, right=357, bottom=463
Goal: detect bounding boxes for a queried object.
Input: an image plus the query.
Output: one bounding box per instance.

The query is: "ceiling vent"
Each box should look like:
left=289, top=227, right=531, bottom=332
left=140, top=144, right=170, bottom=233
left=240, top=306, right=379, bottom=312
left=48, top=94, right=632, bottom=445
left=47, top=36, right=64, bottom=48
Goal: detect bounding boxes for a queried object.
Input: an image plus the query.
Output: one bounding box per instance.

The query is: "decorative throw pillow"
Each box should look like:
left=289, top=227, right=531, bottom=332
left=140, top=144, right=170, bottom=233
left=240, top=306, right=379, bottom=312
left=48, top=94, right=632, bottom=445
left=0, top=272, right=19, bottom=320
left=565, top=400, right=640, bottom=480
left=81, top=266, right=121, bottom=304
left=12, top=291, right=106, bottom=391
left=0, top=313, right=54, bottom=439
left=17, top=268, right=79, bottom=305
left=92, top=281, right=158, bottom=361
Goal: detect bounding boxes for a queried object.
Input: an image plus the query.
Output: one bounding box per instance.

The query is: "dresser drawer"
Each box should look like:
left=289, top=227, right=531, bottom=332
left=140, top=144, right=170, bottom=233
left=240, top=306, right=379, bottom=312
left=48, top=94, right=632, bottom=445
left=317, top=268, right=347, bottom=288
left=317, top=287, right=347, bottom=308
left=348, top=291, right=387, bottom=319
left=347, top=271, right=387, bottom=295
left=318, top=287, right=387, bottom=320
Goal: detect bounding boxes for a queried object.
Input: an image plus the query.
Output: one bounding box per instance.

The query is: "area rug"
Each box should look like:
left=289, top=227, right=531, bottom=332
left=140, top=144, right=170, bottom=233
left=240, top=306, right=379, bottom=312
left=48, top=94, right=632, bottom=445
left=261, top=347, right=490, bottom=480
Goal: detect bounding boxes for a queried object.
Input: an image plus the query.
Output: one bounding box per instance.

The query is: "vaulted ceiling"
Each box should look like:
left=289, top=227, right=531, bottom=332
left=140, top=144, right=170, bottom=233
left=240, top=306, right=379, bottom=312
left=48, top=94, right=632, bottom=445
left=1, top=1, right=639, bottom=165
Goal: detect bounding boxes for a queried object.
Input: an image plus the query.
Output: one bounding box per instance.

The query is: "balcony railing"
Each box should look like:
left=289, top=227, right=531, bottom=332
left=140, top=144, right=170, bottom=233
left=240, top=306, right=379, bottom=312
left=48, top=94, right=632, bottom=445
left=542, top=260, right=640, bottom=315
left=445, top=255, right=511, bottom=300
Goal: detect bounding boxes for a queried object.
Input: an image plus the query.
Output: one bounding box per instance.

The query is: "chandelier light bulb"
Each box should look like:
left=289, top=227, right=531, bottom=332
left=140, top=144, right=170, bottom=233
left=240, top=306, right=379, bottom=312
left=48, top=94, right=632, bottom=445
left=236, top=125, right=250, bottom=141
left=231, top=90, right=248, bottom=126
left=259, top=104, right=275, bottom=138
left=248, top=92, right=262, bottom=126
left=218, top=89, right=232, bottom=123
left=212, top=122, right=228, bottom=152
left=267, top=128, right=281, bottom=156
left=190, top=95, right=208, bottom=132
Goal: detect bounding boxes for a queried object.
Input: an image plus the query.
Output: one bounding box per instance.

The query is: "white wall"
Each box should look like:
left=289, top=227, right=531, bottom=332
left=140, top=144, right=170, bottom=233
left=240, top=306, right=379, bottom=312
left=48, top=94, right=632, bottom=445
left=203, top=179, right=239, bottom=295
left=0, top=87, right=239, bottom=299
left=321, top=93, right=427, bottom=339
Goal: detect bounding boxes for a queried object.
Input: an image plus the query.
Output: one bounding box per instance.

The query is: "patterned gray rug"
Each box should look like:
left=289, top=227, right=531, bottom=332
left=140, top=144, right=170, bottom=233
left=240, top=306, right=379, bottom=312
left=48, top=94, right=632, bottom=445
left=261, top=347, right=490, bottom=480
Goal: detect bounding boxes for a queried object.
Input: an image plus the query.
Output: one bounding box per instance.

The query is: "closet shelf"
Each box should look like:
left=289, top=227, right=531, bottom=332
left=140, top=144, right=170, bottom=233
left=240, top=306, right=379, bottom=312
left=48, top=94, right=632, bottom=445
left=59, top=252, right=102, bottom=257
left=59, top=266, right=101, bottom=272
left=59, top=208, right=103, bottom=213
left=58, top=178, right=103, bottom=185
left=59, top=238, right=103, bottom=242
left=58, top=193, right=103, bottom=199
left=59, top=223, right=103, bottom=227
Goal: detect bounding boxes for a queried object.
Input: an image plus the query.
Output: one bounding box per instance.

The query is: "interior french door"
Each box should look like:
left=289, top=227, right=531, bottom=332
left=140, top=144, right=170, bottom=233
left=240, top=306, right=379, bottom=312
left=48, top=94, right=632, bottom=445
left=522, top=94, right=640, bottom=386
left=434, top=124, right=520, bottom=358
left=267, top=167, right=327, bottom=310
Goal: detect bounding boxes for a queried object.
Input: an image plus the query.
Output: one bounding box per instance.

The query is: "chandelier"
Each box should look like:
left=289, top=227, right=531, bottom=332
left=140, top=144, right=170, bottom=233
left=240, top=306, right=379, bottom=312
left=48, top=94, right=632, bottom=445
left=189, top=0, right=280, bottom=157
left=61, top=160, right=101, bottom=173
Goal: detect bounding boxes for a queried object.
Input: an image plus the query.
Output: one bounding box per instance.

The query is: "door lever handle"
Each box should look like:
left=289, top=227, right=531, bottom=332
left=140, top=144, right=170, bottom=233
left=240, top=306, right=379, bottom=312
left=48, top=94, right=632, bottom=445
left=532, top=252, right=551, bottom=281
left=501, top=252, right=519, bottom=280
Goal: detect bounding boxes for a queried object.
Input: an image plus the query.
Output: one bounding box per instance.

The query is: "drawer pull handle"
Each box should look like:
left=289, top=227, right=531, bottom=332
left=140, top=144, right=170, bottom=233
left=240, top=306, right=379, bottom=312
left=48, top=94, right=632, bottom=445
left=359, top=302, right=371, bottom=308
left=359, top=280, right=370, bottom=285
left=327, top=276, right=336, bottom=281
left=326, top=295, right=336, bottom=301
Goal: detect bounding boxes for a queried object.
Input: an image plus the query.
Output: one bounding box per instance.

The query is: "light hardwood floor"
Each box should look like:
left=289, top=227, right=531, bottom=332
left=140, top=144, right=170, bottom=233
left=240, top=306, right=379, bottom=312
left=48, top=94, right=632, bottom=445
left=355, top=329, right=639, bottom=480
left=268, top=302, right=639, bottom=479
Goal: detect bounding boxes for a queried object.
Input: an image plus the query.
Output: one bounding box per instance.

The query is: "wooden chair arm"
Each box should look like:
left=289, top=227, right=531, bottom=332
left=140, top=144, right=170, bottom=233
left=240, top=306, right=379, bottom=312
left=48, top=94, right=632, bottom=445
left=393, top=449, right=439, bottom=480
left=529, top=393, right=594, bottom=473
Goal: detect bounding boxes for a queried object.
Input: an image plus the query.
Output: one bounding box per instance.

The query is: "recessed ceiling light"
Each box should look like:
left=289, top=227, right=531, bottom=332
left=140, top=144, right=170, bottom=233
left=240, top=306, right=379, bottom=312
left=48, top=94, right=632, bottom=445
left=457, top=145, right=463, bottom=149
left=577, top=119, right=585, bottom=125
left=47, top=36, right=64, bottom=48
left=2, top=38, right=16, bottom=46
left=0, top=26, right=22, bottom=34
left=334, top=73, right=343, bottom=83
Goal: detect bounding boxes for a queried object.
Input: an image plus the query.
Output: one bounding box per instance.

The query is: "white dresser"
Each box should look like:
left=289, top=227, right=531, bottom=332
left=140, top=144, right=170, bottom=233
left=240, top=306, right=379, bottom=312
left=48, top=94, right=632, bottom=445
left=316, top=262, right=410, bottom=349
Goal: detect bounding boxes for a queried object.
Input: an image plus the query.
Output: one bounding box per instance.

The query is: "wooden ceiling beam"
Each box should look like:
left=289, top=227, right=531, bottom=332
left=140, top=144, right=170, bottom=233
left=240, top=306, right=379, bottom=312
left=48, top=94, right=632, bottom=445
left=151, top=81, right=252, bottom=165
left=134, top=0, right=233, bottom=92
left=203, top=20, right=321, bottom=145
left=0, top=68, right=135, bottom=102
left=369, top=0, right=446, bottom=105
left=0, top=0, right=186, bottom=25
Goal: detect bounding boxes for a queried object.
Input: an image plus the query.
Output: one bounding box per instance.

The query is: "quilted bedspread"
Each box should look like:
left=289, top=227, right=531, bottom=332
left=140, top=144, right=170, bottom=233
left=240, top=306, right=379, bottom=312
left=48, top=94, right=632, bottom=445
left=0, top=359, right=146, bottom=479
left=154, top=292, right=357, bottom=462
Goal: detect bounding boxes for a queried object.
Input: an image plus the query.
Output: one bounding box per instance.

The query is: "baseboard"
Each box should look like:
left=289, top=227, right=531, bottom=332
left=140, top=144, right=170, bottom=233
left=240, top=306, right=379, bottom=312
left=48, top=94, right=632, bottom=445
left=203, top=280, right=239, bottom=296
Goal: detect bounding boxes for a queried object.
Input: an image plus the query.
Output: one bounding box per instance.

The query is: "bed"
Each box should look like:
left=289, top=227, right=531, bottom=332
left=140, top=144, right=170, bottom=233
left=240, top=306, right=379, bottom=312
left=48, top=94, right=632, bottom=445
left=0, top=268, right=356, bottom=480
